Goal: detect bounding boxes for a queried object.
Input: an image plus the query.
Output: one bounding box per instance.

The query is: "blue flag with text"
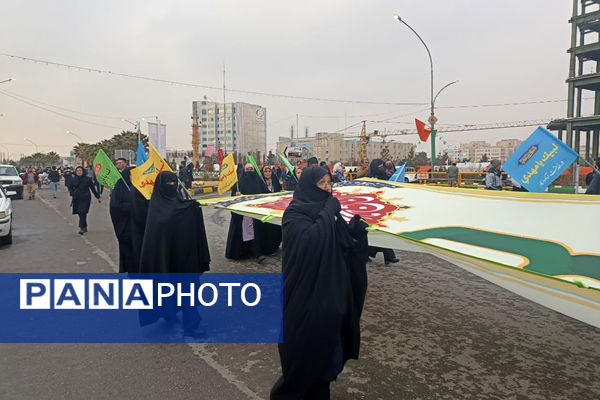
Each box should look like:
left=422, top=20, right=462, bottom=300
left=503, top=126, right=578, bottom=193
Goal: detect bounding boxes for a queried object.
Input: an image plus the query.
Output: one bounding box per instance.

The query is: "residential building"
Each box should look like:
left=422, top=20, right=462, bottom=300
left=457, top=139, right=523, bottom=163
left=276, top=133, right=411, bottom=165
left=192, top=100, right=267, bottom=160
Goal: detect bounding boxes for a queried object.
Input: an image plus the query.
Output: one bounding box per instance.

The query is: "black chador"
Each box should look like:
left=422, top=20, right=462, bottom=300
left=271, top=167, right=369, bottom=400
left=258, top=165, right=282, bottom=256
left=129, top=175, right=149, bottom=273
left=139, top=171, right=211, bottom=274
left=109, top=167, right=136, bottom=273
left=225, top=169, right=270, bottom=261
left=138, top=171, right=211, bottom=334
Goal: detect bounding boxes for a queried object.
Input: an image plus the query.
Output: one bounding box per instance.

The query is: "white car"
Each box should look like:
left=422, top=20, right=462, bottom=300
left=0, top=165, right=24, bottom=199
left=0, top=186, right=14, bottom=245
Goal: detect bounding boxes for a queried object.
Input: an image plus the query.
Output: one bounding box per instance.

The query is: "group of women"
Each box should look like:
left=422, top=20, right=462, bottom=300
left=74, top=157, right=398, bottom=399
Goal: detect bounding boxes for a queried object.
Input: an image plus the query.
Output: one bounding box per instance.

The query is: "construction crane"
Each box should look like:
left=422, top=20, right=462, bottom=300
left=357, top=121, right=380, bottom=160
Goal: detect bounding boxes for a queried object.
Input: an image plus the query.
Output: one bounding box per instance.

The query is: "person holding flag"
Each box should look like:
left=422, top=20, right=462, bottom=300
left=109, top=158, right=136, bottom=273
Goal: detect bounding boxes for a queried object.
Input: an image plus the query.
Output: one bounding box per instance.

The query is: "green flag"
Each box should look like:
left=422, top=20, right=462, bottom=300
left=246, top=154, right=262, bottom=178
left=92, top=149, right=123, bottom=189
left=277, top=152, right=295, bottom=174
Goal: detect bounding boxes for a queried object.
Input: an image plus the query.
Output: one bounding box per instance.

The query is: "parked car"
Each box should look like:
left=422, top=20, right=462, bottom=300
left=0, top=186, right=14, bottom=245
left=0, top=165, right=23, bottom=199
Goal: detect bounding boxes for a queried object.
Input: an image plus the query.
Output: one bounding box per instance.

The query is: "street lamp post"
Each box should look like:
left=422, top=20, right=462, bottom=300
left=122, top=119, right=142, bottom=142
left=66, top=130, right=83, bottom=141
left=24, top=138, right=38, bottom=153
left=393, top=15, right=457, bottom=168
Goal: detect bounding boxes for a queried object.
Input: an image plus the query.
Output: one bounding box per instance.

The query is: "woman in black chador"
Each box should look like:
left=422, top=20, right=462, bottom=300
left=68, top=166, right=101, bottom=235
left=366, top=159, right=399, bottom=264
left=138, top=171, right=211, bottom=335
left=225, top=164, right=270, bottom=263
left=271, top=167, right=369, bottom=400
left=259, top=165, right=282, bottom=255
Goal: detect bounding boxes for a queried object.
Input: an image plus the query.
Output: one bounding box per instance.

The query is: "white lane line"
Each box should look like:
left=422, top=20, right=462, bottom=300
left=38, top=192, right=262, bottom=400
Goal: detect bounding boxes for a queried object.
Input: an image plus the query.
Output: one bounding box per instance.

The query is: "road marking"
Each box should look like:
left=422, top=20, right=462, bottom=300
left=38, top=192, right=262, bottom=400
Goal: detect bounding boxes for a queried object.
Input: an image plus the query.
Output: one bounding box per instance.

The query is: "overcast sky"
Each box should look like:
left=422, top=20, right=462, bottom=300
left=0, top=0, right=575, bottom=158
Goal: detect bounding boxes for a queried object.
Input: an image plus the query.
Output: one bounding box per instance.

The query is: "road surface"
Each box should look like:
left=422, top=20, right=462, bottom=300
left=0, top=184, right=598, bottom=399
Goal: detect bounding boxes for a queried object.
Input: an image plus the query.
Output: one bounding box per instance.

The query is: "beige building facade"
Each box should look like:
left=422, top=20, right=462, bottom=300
left=277, top=133, right=411, bottom=165
left=457, top=139, right=523, bottom=163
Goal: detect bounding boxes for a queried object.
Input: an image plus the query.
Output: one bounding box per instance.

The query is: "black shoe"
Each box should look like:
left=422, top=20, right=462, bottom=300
left=83, top=227, right=88, bottom=233
left=385, top=258, right=399, bottom=265
left=257, top=255, right=266, bottom=264
left=78, top=229, right=84, bottom=235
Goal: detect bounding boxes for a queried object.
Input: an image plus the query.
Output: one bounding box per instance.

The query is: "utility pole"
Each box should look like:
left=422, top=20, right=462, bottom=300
left=296, top=114, right=299, bottom=141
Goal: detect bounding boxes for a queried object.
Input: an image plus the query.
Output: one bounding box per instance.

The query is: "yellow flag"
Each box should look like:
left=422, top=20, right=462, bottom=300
left=130, top=141, right=173, bottom=200
left=218, top=153, right=238, bottom=194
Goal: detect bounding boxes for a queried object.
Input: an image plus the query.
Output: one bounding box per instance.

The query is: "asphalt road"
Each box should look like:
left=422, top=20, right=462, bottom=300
left=0, top=184, right=599, bottom=400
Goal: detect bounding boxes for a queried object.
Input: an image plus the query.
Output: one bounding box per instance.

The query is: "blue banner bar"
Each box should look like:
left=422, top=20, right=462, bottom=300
left=0, top=273, right=282, bottom=343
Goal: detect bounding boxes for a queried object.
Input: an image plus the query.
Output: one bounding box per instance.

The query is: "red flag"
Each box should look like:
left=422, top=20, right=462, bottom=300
left=415, top=119, right=432, bottom=142
left=217, top=149, right=224, bottom=165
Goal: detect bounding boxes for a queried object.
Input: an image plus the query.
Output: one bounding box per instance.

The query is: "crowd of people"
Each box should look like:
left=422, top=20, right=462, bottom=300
left=14, top=152, right=599, bottom=400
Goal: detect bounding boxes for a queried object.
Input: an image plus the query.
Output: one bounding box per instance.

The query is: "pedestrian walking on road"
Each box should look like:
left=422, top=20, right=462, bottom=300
left=586, top=157, right=600, bottom=195
left=48, top=166, right=60, bottom=198
left=22, top=168, right=39, bottom=200
left=271, top=167, right=369, bottom=400
left=109, top=158, right=135, bottom=273
left=63, top=168, right=73, bottom=189
left=68, top=166, right=101, bottom=235
left=138, top=171, right=210, bottom=336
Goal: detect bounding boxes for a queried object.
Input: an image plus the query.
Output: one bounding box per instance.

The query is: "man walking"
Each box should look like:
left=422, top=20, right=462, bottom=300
left=22, top=168, right=39, bottom=200
left=48, top=166, right=60, bottom=198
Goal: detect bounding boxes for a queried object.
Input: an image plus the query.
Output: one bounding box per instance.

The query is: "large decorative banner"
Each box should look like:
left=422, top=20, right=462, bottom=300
left=130, top=141, right=172, bottom=200
left=503, top=126, right=578, bottom=192
left=199, top=179, right=600, bottom=328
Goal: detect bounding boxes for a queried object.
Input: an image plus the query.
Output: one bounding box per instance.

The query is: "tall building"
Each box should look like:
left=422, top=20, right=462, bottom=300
left=548, top=0, right=600, bottom=162
left=192, top=100, right=267, bottom=160
left=276, top=133, right=411, bottom=165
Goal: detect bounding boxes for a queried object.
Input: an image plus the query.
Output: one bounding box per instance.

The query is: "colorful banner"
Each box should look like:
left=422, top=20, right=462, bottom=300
left=204, top=145, right=215, bottom=158
left=130, top=141, right=172, bottom=200
left=199, top=179, right=600, bottom=328
left=503, top=126, right=578, bottom=193
left=218, top=153, right=238, bottom=194
left=136, top=141, right=147, bottom=167
left=92, top=149, right=123, bottom=189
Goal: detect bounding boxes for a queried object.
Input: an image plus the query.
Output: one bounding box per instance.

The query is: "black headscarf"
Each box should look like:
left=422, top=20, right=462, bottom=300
left=139, top=171, right=210, bottom=274
left=238, top=170, right=267, bottom=195
left=273, top=166, right=368, bottom=398
left=367, top=159, right=388, bottom=180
